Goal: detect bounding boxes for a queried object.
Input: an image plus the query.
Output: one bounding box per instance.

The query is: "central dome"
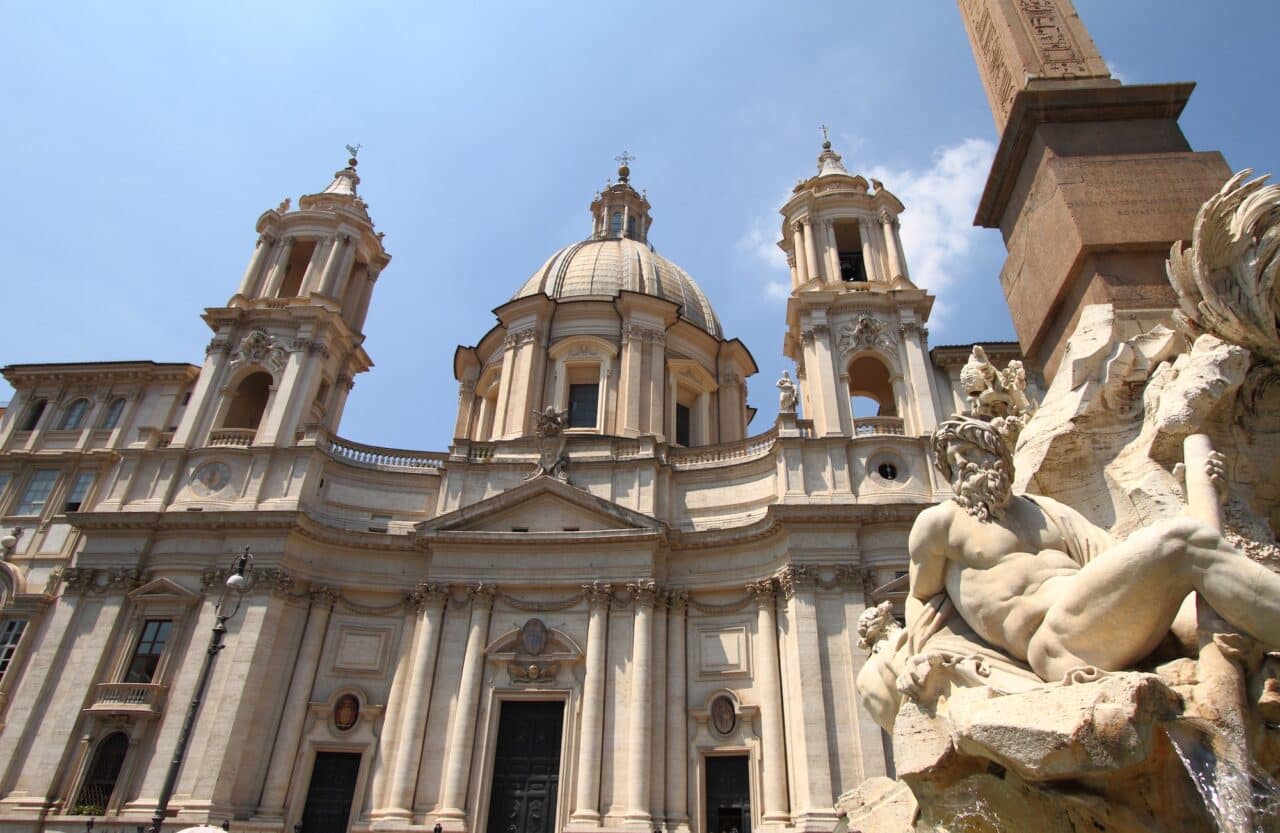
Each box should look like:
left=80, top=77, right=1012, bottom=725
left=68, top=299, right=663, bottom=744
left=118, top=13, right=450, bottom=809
left=512, top=237, right=722, bottom=337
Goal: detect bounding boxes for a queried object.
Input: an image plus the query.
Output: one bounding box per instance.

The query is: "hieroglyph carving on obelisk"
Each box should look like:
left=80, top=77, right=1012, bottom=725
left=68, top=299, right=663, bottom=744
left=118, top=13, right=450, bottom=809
left=957, top=0, right=1115, bottom=133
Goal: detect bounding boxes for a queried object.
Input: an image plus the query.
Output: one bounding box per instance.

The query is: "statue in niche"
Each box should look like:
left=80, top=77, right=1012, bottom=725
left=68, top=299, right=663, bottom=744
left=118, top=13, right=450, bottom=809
left=527, top=406, right=569, bottom=481
left=776, top=370, right=798, bottom=413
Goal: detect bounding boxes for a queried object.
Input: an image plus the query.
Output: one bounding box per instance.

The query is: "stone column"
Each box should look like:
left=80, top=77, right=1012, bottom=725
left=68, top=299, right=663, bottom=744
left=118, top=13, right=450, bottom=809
left=260, top=237, right=294, bottom=298
left=859, top=218, right=881, bottom=283
left=316, top=234, right=350, bottom=297
left=649, top=591, right=669, bottom=820
left=750, top=580, right=790, bottom=824
left=787, top=253, right=799, bottom=290
left=802, top=219, right=820, bottom=283
left=619, top=327, right=644, bottom=435
left=823, top=221, right=841, bottom=284
left=647, top=330, right=666, bottom=441
left=899, top=323, right=939, bottom=430
left=299, top=237, right=332, bottom=296
left=880, top=211, right=905, bottom=281
left=259, top=589, right=335, bottom=816
left=236, top=234, right=273, bottom=298
left=791, top=221, right=809, bottom=284
left=777, top=567, right=835, bottom=822
left=383, top=584, right=448, bottom=820
left=664, top=591, right=689, bottom=825
left=624, top=580, right=657, bottom=824
left=437, top=584, right=495, bottom=825
left=571, top=583, right=612, bottom=824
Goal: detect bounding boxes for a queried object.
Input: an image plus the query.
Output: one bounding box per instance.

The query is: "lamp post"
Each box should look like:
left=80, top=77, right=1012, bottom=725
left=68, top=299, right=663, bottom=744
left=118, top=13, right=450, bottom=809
left=149, top=547, right=254, bottom=833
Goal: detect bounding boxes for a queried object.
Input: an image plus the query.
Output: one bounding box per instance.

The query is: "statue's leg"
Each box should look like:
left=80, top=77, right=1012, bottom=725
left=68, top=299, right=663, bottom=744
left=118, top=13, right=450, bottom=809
left=1027, top=518, right=1280, bottom=680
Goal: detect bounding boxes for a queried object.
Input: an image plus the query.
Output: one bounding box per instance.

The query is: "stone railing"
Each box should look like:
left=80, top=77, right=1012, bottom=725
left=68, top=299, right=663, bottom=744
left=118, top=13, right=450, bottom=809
left=795, top=419, right=816, bottom=438
left=319, top=434, right=447, bottom=473
left=669, top=427, right=778, bottom=471
left=853, top=416, right=905, bottom=436
left=208, top=428, right=256, bottom=447
left=85, top=682, right=167, bottom=717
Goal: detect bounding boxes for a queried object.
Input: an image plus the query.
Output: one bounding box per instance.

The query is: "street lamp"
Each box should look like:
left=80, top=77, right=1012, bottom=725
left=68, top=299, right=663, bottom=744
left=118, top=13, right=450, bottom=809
left=150, top=547, right=254, bottom=833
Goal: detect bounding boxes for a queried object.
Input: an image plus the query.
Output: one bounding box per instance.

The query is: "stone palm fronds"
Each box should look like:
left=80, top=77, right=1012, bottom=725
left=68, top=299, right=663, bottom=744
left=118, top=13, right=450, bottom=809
left=1167, top=169, right=1280, bottom=364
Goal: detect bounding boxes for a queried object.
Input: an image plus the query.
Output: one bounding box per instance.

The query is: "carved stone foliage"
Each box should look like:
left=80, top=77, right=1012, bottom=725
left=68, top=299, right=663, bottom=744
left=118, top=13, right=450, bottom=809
left=230, top=329, right=287, bottom=374
left=60, top=567, right=143, bottom=594
left=837, top=316, right=895, bottom=356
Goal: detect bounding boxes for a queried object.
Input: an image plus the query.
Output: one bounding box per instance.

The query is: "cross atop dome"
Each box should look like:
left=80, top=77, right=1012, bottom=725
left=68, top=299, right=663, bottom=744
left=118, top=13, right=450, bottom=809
left=615, top=150, right=635, bottom=183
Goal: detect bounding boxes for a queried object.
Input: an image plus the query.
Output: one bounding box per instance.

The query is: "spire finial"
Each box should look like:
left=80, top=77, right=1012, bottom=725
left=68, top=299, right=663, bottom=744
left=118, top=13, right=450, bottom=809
left=345, top=143, right=362, bottom=168
left=818, top=124, right=831, bottom=150
left=615, top=151, right=635, bottom=183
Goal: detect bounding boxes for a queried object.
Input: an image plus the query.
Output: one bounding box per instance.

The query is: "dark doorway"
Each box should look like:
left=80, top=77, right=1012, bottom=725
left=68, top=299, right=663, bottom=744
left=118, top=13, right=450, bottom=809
left=299, top=751, right=361, bottom=833
left=706, top=755, right=751, bottom=833
left=485, top=700, right=565, bottom=833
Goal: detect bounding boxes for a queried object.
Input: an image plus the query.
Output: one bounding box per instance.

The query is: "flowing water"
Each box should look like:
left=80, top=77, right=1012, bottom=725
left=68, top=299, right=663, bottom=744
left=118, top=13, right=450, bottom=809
left=1165, top=718, right=1280, bottom=833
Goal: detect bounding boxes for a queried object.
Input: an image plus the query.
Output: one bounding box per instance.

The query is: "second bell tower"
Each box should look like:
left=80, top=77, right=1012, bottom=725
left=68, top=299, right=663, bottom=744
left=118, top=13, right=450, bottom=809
left=172, top=152, right=391, bottom=449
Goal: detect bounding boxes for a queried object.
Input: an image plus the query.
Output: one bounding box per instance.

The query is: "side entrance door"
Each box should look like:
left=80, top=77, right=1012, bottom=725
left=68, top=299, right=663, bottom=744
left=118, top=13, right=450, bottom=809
left=485, top=700, right=565, bottom=833
left=299, top=751, right=362, bottom=833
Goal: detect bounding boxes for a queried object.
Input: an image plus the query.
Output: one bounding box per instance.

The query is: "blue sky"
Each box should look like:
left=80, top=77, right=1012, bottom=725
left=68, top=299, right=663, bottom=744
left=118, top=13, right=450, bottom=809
left=2, top=2, right=1277, bottom=449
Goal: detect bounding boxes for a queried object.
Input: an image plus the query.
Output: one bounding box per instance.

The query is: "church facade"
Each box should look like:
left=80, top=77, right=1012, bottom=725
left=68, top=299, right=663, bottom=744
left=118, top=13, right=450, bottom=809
left=0, top=143, right=1017, bottom=833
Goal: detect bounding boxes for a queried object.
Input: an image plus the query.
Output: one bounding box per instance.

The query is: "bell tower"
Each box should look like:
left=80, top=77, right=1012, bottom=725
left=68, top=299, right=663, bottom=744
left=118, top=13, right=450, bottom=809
left=779, top=138, right=945, bottom=438
left=171, top=151, right=391, bottom=449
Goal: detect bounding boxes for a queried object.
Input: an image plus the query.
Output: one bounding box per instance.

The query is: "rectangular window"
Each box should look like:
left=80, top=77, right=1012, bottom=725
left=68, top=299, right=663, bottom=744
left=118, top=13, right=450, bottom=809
left=0, top=619, right=27, bottom=681
left=124, top=619, right=172, bottom=683
left=64, top=471, right=95, bottom=512
left=675, top=403, right=691, bottom=447
left=568, top=383, right=599, bottom=428
left=15, top=470, right=58, bottom=516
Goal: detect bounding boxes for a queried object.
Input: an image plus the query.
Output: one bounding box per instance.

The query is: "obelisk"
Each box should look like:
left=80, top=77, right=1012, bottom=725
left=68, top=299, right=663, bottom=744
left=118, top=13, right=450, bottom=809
left=957, top=0, right=1230, bottom=380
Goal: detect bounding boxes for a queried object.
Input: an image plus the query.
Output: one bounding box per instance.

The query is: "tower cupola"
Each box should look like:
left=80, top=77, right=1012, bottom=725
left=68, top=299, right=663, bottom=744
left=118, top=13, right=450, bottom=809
left=589, top=153, right=652, bottom=243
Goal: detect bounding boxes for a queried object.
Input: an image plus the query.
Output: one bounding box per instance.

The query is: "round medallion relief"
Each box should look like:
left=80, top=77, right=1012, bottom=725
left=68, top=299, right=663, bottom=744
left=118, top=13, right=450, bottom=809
left=710, top=695, right=736, bottom=735
left=520, top=618, right=548, bottom=655
left=334, top=694, right=360, bottom=731
left=190, top=462, right=232, bottom=497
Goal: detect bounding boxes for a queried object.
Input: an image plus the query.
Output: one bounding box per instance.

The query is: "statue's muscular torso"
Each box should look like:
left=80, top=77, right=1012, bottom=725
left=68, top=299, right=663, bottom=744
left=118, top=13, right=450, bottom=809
left=909, top=496, right=1083, bottom=661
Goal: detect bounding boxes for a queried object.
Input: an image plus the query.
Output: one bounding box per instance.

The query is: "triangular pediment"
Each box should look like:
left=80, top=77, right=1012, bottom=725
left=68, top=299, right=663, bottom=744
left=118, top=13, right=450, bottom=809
left=418, top=476, right=663, bottom=534
left=128, top=576, right=200, bottom=601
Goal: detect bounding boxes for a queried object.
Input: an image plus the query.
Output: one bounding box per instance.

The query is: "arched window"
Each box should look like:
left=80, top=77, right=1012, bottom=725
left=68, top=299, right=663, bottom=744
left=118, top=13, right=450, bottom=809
left=609, top=212, right=623, bottom=238
left=223, top=372, right=272, bottom=432
left=626, top=215, right=637, bottom=238
left=73, top=732, right=129, bottom=815
left=57, top=399, right=90, bottom=431
left=847, top=355, right=897, bottom=418
left=99, top=397, right=126, bottom=429
left=19, top=399, right=47, bottom=432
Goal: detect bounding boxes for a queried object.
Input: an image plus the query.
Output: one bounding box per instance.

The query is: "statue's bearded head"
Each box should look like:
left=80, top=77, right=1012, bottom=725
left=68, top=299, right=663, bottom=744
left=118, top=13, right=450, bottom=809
left=856, top=599, right=900, bottom=649
left=931, top=417, right=1014, bottom=522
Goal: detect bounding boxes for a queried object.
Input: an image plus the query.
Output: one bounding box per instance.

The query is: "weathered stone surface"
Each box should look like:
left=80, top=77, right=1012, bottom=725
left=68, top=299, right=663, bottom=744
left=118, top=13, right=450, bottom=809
left=949, top=673, right=1181, bottom=781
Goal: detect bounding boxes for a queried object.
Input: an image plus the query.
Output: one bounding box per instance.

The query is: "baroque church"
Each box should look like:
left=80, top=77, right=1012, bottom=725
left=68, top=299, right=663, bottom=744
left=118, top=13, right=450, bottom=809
left=0, top=139, right=1015, bottom=833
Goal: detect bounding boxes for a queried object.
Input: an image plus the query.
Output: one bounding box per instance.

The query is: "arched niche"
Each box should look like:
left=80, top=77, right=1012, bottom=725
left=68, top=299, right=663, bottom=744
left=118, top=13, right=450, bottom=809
left=847, top=353, right=897, bottom=417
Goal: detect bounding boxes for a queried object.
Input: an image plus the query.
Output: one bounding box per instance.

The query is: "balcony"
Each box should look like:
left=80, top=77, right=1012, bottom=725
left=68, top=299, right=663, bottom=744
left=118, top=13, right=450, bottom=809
left=208, top=428, right=256, bottom=448
left=85, top=682, right=168, bottom=718
left=853, top=416, right=905, bottom=436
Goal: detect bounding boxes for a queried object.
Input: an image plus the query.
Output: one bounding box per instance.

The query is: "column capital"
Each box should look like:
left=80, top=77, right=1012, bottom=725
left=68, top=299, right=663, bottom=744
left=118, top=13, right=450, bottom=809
left=467, top=582, right=497, bottom=609
left=310, top=586, right=339, bottom=608
left=775, top=564, right=816, bottom=599
left=628, top=579, right=659, bottom=609
left=406, top=581, right=449, bottom=611
left=747, top=579, right=776, bottom=606
left=667, top=588, right=689, bottom=612
left=583, top=581, right=613, bottom=609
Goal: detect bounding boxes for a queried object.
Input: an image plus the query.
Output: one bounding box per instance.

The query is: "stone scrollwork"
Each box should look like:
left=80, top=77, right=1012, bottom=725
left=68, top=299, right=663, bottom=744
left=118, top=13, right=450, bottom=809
left=583, top=581, right=613, bottom=608
left=527, top=407, right=569, bottom=481
left=405, top=581, right=448, bottom=611
left=775, top=564, right=815, bottom=599
left=838, top=316, right=896, bottom=356
left=230, top=329, right=287, bottom=374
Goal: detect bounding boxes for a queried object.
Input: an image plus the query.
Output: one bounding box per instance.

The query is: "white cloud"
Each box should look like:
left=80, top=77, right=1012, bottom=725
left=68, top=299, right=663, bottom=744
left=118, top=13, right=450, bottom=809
left=737, top=217, right=791, bottom=301
left=736, top=138, right=995, bottom=310
left=864, top=137, right=996, bottom=321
